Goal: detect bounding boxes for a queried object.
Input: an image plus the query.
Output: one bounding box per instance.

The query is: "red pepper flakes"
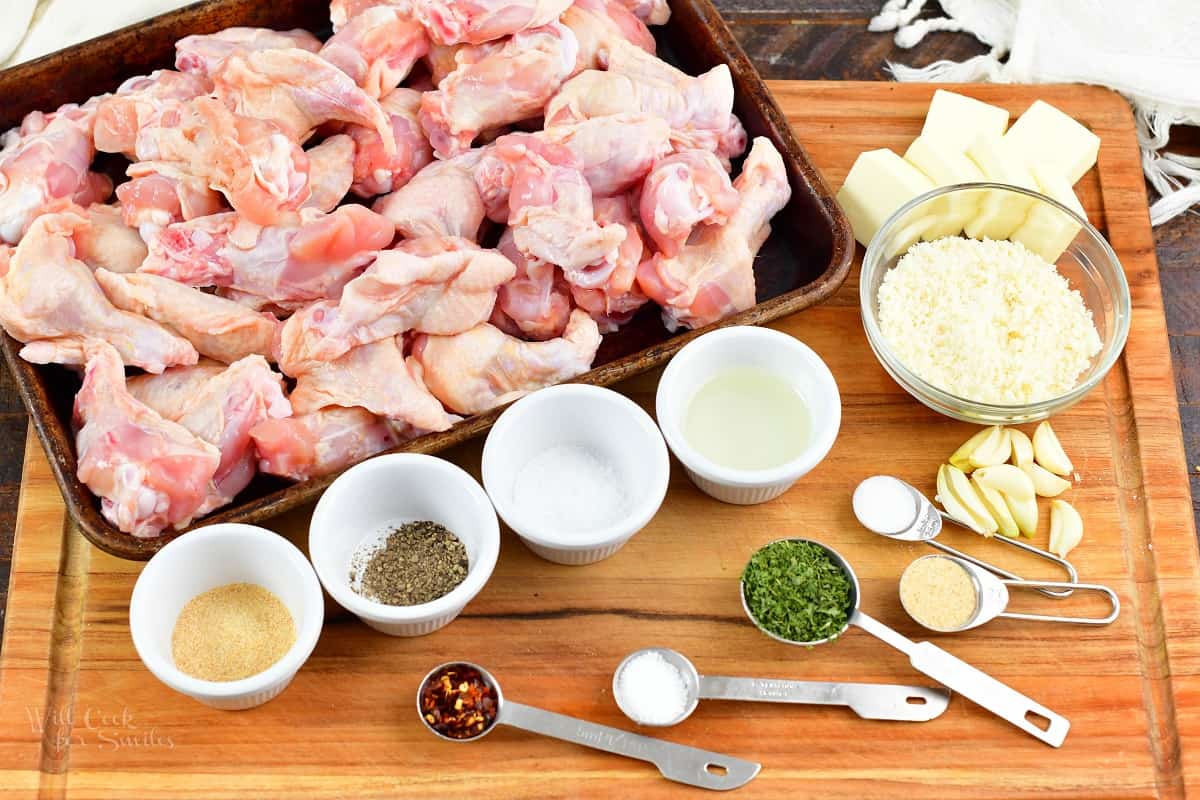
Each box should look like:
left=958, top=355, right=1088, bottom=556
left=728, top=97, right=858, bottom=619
left=420, top=664, right=498, bottom=740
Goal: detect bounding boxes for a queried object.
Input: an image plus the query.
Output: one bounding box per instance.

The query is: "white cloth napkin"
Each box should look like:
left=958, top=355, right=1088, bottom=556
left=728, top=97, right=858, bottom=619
left=869, top=0, right=1200, bottom=226
left=0, top=0, right=196, bottom=69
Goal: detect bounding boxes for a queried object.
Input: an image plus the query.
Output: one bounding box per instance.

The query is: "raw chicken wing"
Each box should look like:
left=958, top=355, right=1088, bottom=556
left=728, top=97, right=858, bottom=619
left=320, top=6, right=429, bottom=98
left=72, top=204, right=148, bottom=273
left=93, top=70, right=213, bottom=158
left=539, top=113, right=670, bottom=196
left=332, top=0, right=414, bottom=30
left=571, top=194, right=648, bottom=330
left=412, top=308, right=600, bottom=414
left=636, top=137, right=791, bottom=330
left=95, top=269, right=280, bottom=364
left=639, top=149, right=738, bottom=256
left=560, top=0, right=654, bottom=71
left=126, top=360, right=226, bottom=418
left=116, top=161, right=226, bottom=243
left=614, top=0, right=669, bottom=25
left=251, top=405, right=401, bottom=480
left=491, top=226, right=571, bottom=340
left=303, top=135, right=357, bottom=212
left=373, top=150, right=485, bottom=239
left=276, top=235, right=515, bottom=374
left=175, top=27, right=322, bottom=77
left=0, top=210, right=196, bottom=372
left=344, top=88, right=433, bottom=197
left=73, top=341, right=220, bottom=537
left=414, top=0, right=573, bottom=45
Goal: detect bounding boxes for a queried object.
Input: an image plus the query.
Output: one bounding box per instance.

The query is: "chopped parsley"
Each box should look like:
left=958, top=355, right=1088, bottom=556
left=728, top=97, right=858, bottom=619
left=742, top=540, right=853, bottom=644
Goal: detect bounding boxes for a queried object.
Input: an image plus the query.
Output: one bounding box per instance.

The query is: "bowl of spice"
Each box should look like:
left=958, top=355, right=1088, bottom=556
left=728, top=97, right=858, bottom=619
left=860, top=183, right=1131, bottom=424
left=655, top=326, right=841, bottom=505
left=129, top=523, right=324, bottom=710
left=481, top=383, right=670, bottom=565
left=309, top=453, right=499, bottom=636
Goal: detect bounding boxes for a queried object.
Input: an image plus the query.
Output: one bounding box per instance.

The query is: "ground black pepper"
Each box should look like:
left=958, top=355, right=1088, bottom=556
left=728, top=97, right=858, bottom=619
left=350, top=521, right=468, bottom=606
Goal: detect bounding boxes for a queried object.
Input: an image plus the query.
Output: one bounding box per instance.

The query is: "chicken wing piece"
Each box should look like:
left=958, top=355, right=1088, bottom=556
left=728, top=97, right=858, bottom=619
left=251, top=405, right=401, bottom=481
left=275, top=235, right=515, bottom=374
left=302, top=135, right=357, bottom=212
left=412, top=308, right=600, bottom=414
left=570, top=194, right=648, bottom=331
left=491, top=226, right=571, bottom=340
left=72, top=204, right=148, bottom=273
left=73, top=340, right=220, bottom=537
left=95, top=269, right=280, bottom=364
left=135, top=97, right=310, bottom=226
left=0, top=106, right=112, bottom=244
left=332, top=0, right=414, bottom=30
left=290, top=335, right=458, bottom=432
left=320, top=6, right=429, bottom=98
left=93, top=70, right=213, bottom=158
left=175, top=27, right=322, bottom=77
left=116, top=161, right=226, bottom=243
left=212, top=48, right=395, bottom=149
left=415, top=0, right=573, bottom=45
left=140, top=204, right=394, bottom=305
left=128, top=355, right=289, bottom=513
left=418, top=23, right=577, bottom=158
left=344, top=88, right=433, bottom=197
left=1, top=211, right=197, bottom=372
left=639, top=149, right=738, bottom=257
left=372, top=150, right=485, bottom=239
left=539, top=113, right=670, bottom=197
left=561, top=0, right=654, bottom=71
left=613, top=0, right=669, bottom=24
left=636, top=137, right=791, bottom=331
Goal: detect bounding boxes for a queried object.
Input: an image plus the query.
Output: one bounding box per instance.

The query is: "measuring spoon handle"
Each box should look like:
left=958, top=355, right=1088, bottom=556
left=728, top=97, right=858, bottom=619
left=500, top=701, right=760, bottom=791
left=697, top=676, right=950, bottom=722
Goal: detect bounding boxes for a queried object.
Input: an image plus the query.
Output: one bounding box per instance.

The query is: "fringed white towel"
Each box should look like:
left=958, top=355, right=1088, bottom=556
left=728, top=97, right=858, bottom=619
left=869, top=0, right=1200, bottom=226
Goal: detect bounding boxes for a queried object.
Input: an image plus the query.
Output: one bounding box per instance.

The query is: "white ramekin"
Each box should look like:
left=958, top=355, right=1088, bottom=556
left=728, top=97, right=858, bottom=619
left=655, top=325, right=841, bottom=504
left=481, top=384, right=670, bottom=565
left=129, top=523, right=325, bottom=711
left=308, top=453, right=499, bottom=636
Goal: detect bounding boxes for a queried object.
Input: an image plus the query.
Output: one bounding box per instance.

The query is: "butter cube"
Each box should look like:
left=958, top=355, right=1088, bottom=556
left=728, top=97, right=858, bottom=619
left=921, top=90, right=1011, bottom=152
left=904, top=135, right=986, bottom=240
left=1011, top=164, right=1086, bottom=263
left=1004, top=100, right=1100, bottom=184
left=836, top=148, right=934, bottom=248
left=964, top=133, right=1039, bottom=240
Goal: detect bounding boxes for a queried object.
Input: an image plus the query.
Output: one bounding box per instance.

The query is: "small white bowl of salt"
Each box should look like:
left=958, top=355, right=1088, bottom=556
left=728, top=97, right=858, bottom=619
left=481, top=384, right=670, bottom=565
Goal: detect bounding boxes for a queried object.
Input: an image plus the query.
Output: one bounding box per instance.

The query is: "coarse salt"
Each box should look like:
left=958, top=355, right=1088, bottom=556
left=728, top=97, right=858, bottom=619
left=510, top=444, right=628, bottom=535
left=616, top=651, right=689, bottom=725
left=877, top=237, right=1102, bottom=405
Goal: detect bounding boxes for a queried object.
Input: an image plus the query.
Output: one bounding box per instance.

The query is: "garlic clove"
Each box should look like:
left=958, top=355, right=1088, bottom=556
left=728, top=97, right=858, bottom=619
left=1009, top=428, right=1034, bottom=468
left=1004, top=492, right=1039, bottom=538
left=968, top=426, right=1011, bottom=469
left=1024, top=463, right=1072, bottom=498
left=1033, top=421, right=1073, bottom=476
left=973, top=476, right=1019, bottom=538
left=1048, top=499, right=1083, bottom=557
left=949, top=427, right=993, bottom=472
left=972, top=463, right=1036, bottom=503
left=940, top=463, right=999, bottom=536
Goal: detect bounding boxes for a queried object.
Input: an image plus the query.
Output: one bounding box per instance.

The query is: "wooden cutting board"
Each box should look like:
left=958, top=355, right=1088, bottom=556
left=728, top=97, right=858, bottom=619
left=1, top=82, right=1197, bottom=799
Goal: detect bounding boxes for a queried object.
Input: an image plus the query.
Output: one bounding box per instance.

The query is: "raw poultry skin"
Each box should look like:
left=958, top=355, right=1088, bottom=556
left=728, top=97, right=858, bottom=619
left=413, top=307, right=601, bottom=414
left=415, top=0, right=575, bottom=45
left=175, top=27, right=323, bottom=77
left=491, top=226, right=572, bottom=340
left=570, top=193, right=648, bottom=331
left=116, top=160, right=225, bottom=243
left=560, top=0, right=655, bottom=71
left=373, top=149, right=485, bottom=239
left=320, top=5, right=429, bottom=99
left=73, top=341, right=221, bottom=538
left=303, top=135, right=357, bottom=212
left=344, top=88, right=434, bottom=197
left=639, top=149, right=739, bottom=257
left=0, top=210, right=196, bottom=372
left=93, top=70, right=214, bottom=159
left=250, top=405, right=402, bottom=481
left=70, top=203, right=149, bottom=274
left=637, top=137, right=792, bottom=331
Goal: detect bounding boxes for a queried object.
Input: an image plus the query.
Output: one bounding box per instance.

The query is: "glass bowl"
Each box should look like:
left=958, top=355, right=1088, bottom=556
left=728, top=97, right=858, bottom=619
left=859, top=182, right=1131, bottom=424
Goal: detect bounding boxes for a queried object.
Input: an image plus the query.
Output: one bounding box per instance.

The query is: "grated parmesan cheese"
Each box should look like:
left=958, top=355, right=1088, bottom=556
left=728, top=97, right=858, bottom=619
left=877, top=237, right=1102, bottom=405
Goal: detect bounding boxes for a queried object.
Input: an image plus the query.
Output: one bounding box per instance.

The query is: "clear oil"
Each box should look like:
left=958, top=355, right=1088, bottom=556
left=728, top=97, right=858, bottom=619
left=682, top=367, right=810, bottom=470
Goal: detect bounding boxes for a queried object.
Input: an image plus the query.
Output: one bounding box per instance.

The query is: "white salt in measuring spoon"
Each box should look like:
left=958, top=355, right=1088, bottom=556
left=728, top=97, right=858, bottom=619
left=900, top=554, right=1120, bottom=633
left=853, top=475, right=1077, bottom=598
left=741, top=537, right=1071, bottom=747
left=612, top=647, right=951, bottom=726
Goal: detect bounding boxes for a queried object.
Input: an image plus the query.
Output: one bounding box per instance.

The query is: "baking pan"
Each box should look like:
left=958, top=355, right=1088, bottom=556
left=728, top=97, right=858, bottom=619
left=0, top=0, right=853, bottom=559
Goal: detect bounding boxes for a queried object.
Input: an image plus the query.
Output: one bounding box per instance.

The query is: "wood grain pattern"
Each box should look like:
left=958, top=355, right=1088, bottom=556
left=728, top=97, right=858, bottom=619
left=1, top=82, right=1197, bottom=799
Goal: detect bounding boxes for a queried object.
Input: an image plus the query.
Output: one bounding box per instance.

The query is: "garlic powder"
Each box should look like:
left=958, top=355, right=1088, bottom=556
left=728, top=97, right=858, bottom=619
left=877, top=237, right=1102, bottom=404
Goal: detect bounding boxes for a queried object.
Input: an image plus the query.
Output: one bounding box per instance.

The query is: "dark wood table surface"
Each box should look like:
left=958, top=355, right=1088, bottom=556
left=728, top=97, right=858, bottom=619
left=0, top=0, right=1197, bottom=642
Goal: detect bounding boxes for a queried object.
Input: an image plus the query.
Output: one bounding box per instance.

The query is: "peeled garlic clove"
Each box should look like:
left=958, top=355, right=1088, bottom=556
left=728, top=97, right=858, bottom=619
left=1004, top=492, right=1039, bottom=538
left=968, top=425, right=1011, bottom=470
left=941, top=463, right=999, bottom=536
left=1024, top=463, right=1072, bottom=498
left=1033, top=421, right=1073, bottom=476
left=972, top=463, right=1036, bottom=503
left=949, top=427, right=993, bottom=472
left=1009, top=428, right=1034, bottom=468
left=1048, top=499, right=1084, bottom=557
left=973, top=477, right=1019, bottom=538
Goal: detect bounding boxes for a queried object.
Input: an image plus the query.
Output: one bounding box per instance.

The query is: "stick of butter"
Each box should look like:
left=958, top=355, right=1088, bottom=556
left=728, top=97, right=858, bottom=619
left=920, top=89, right=1010, bottom=152
left=904, top=135, right=985, bottom=240
left=964, top=133, right=1039, bottom=240
left=836, top=148, right=934, bottom=248
left=1003, top=100, right=1100, bottom=185
left=1011, top=164, right=1086, bottom=263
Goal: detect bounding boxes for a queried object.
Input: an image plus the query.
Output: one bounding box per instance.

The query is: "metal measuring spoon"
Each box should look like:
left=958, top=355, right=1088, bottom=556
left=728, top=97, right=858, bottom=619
left=416, top=661, right=760, bottom=791
left=740, top=537, right=1071, bottom=747
left=900, top=554, right=1121, bottom=633
left=853, top=475, right=1078, bottom=597
left=612, top=647, right=951, bottom=726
